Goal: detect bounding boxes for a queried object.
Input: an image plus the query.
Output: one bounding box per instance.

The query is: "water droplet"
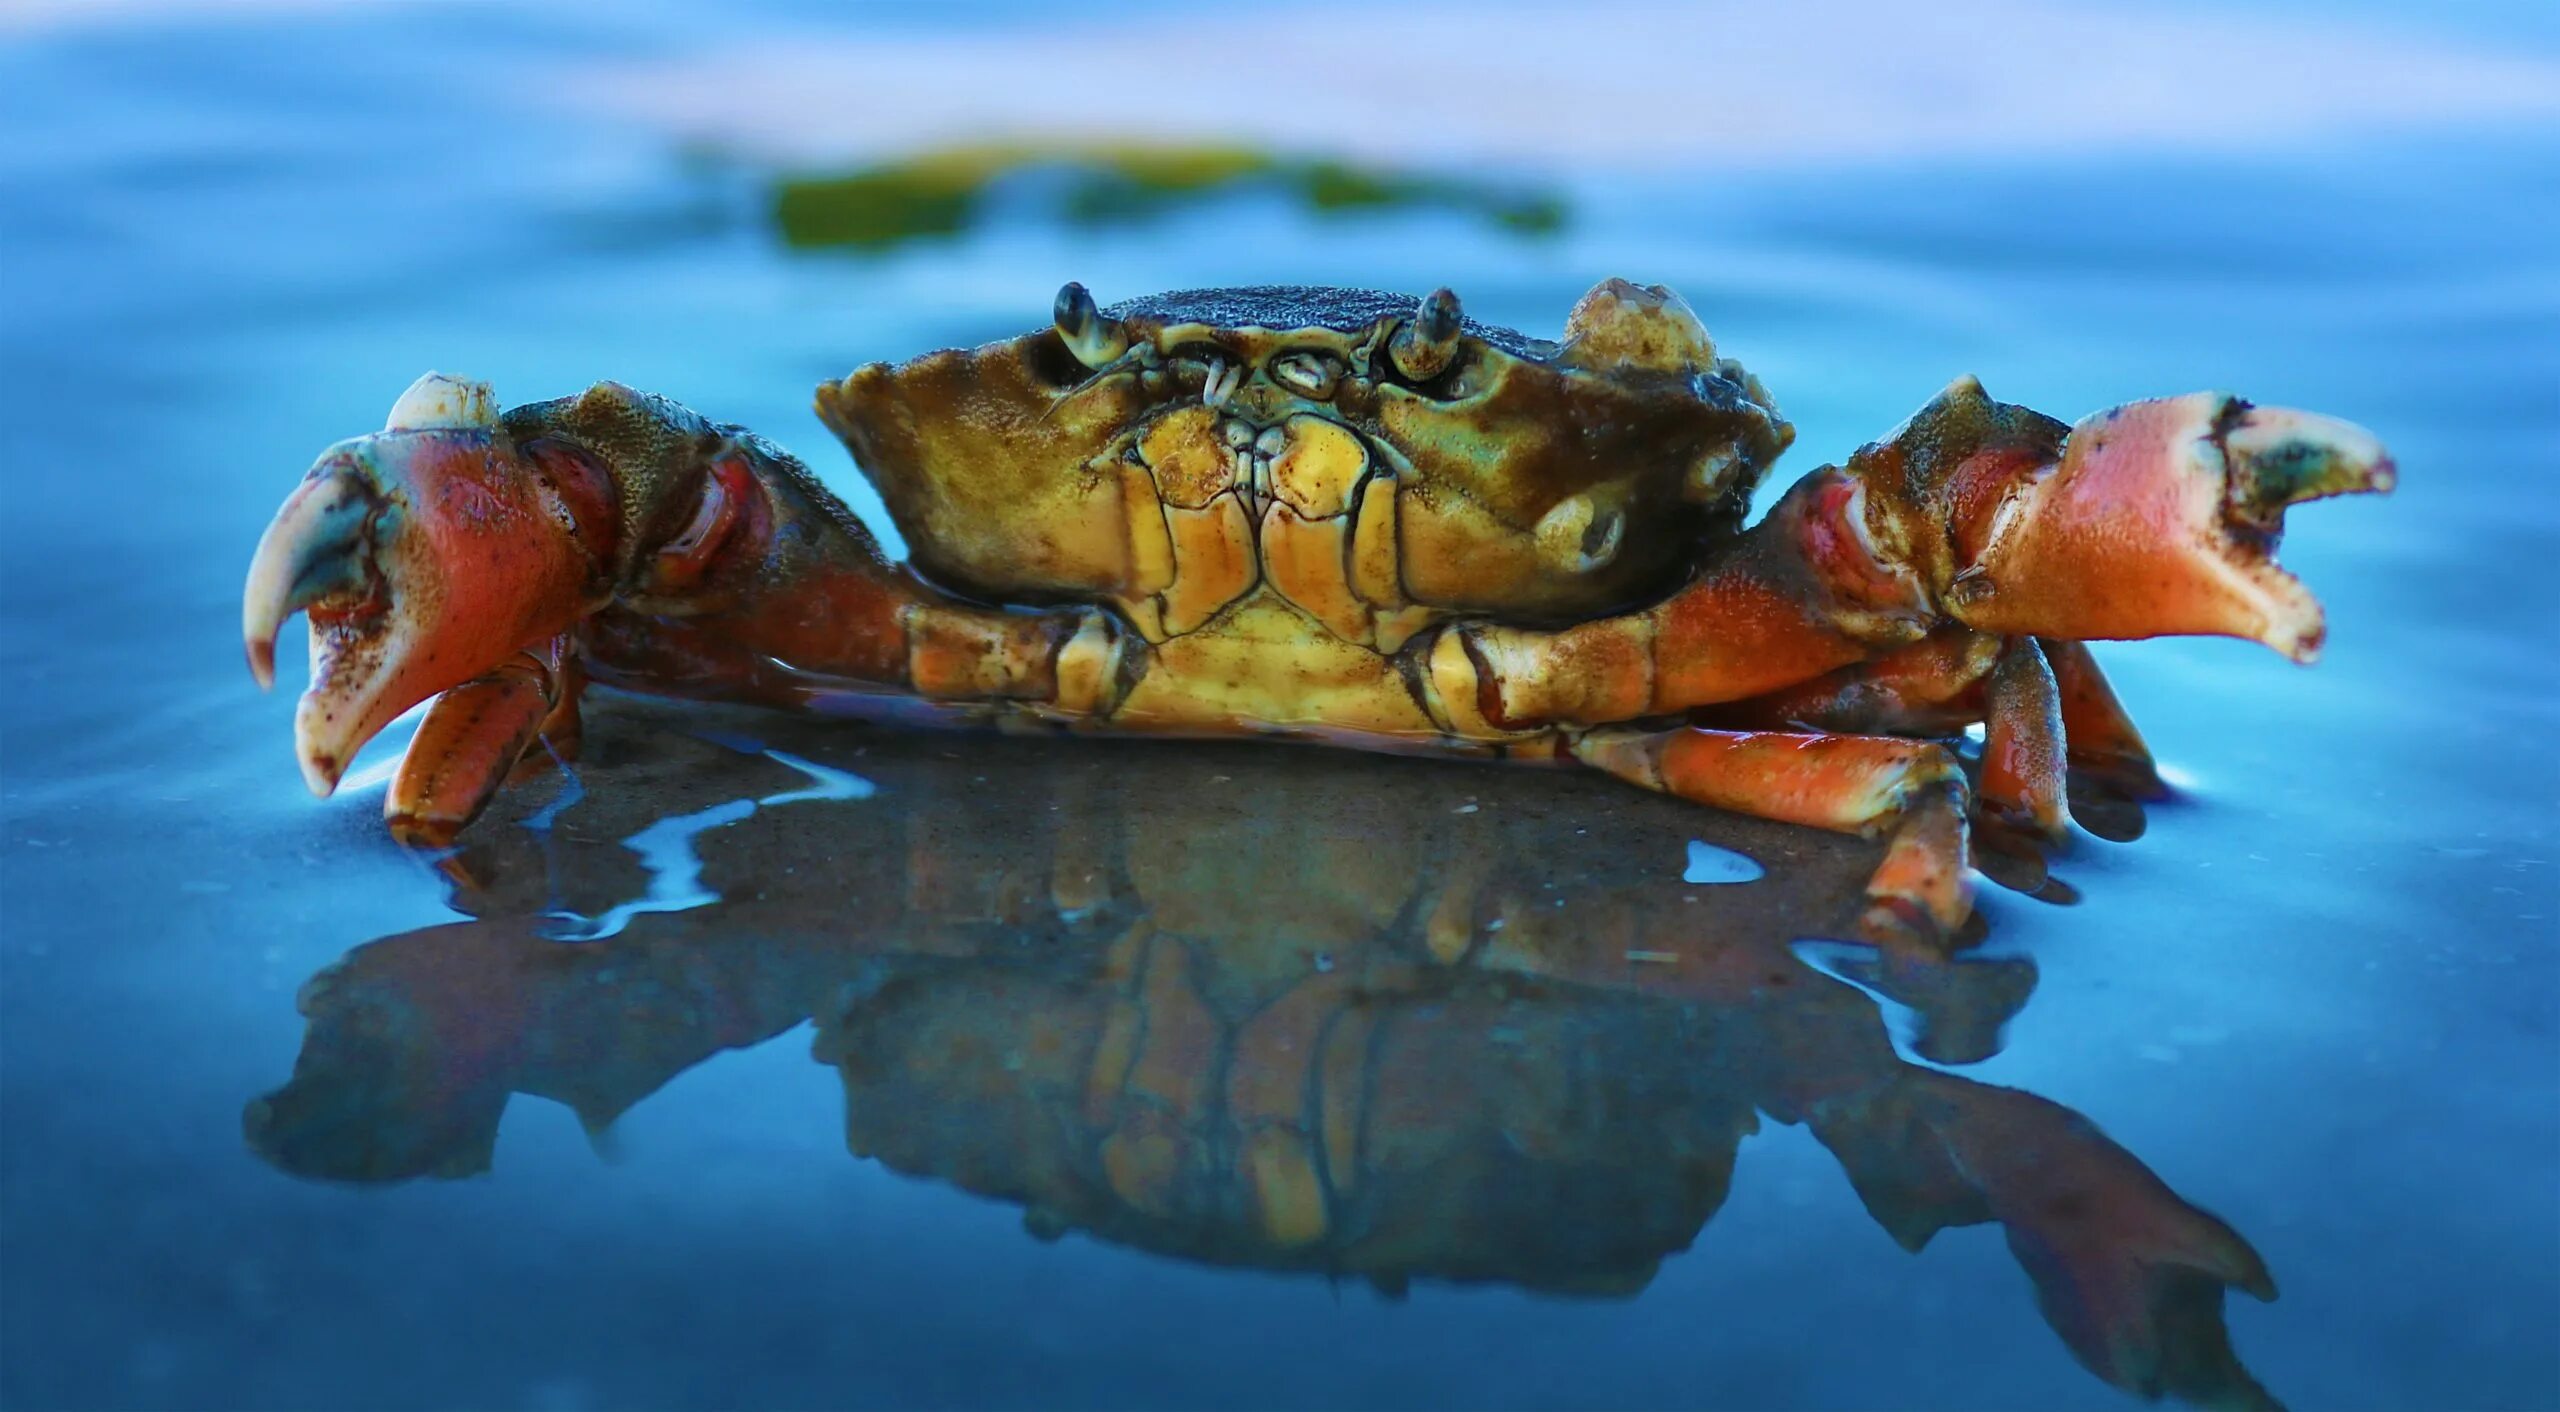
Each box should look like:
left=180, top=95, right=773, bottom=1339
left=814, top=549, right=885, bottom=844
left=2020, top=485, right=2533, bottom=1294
left=1683, top=839, right=1764, bottom=885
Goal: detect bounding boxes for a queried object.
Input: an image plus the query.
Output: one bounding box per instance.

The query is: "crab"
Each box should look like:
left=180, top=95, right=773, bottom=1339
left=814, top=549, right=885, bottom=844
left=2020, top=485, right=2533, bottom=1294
left=242, top=279, right=2392, bottom=939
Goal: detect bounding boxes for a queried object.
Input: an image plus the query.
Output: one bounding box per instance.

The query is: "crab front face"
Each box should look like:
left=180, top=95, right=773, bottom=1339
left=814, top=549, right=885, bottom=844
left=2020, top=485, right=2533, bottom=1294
left=818, top=281, right=1793, bottom=647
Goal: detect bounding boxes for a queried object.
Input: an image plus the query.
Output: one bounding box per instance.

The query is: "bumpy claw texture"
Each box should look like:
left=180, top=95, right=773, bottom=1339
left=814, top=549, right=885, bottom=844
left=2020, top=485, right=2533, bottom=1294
left=247, top=283, right=2387, bottom=943
left=1931, top=389, right=2395, bottom=663
left=243, top=388, right=610, bottom=796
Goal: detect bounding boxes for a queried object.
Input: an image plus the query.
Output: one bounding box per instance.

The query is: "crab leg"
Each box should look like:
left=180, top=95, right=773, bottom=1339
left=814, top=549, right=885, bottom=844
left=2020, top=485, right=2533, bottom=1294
left=1704, top=629, right=2068, bottom=841
left=1445, top=383, right=2391, bottom=735
left=1568, top=728, right=1972, bottom=938
left=245, top=377, right=1123, bottom=844
left=1705, top=629, right=2091, bottom=856
left=1977, top=636, right=2068, bottom=842
left=385, top=636, right=580, bottom=849
left=1432, top=465, right=1934, bottom=735
left=1702, top=628, right=1999, bottom=736
left=2040, top=638, right=2166, bottom=800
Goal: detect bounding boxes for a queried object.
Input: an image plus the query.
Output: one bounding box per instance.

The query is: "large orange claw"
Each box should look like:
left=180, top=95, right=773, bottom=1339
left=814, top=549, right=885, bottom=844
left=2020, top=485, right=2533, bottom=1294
left=1949, top=393, right=2394, bottom=662
left=242, top=374, right=607, bottom=796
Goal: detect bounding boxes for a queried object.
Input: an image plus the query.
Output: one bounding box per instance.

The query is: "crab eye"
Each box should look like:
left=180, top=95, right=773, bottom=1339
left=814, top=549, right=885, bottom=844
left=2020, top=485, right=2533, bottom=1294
left=1270, top=353, right=1340, bottom=399
left=1381, top=347, right=1474, bottom=402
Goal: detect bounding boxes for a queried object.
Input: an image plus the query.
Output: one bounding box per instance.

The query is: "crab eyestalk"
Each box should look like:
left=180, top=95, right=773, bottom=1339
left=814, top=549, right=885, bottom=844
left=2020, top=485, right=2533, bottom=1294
left=1945, top=393, right=2394, bottom=663
left=1389, top=287, right=1463, bottom=382
left=243, top=374, right=608, bottom=796
left=1053, top=281, right=1130, bottom=369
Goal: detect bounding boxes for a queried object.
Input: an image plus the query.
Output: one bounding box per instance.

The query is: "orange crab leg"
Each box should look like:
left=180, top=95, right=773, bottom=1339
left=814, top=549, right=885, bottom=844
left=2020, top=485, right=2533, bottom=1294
left=2040, top=638, right=2166, bottom=799
left=1439, top=383, right=2387, bottom=733
left=247, top=378, right=1124, bottom=846
left=1978, top=636, right=2068, bottom=841
left=385, top=637, right=579, bottom=849
left=1860, top=785, right=1973, bottom=943
left=1568, top=727, right=1971, bottom=940
left=1436, top=466, right=1939, bottom=732
left=1704, top=627, right=2000, bottom=735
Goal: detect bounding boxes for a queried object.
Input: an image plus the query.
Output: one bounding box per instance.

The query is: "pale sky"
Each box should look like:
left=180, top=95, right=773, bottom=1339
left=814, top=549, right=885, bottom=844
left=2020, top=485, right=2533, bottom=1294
left=553, top=0, right=2560, bottom=169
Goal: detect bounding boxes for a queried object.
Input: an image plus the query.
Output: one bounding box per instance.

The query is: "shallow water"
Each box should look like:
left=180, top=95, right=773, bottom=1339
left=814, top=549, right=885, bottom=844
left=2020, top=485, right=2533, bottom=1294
left=3, top=4, right=2556, bottom=1410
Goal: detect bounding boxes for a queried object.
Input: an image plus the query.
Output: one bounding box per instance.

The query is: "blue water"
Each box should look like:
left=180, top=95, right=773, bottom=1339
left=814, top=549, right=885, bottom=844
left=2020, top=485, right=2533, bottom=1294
left=3, top=4, right=2556, bottom=1410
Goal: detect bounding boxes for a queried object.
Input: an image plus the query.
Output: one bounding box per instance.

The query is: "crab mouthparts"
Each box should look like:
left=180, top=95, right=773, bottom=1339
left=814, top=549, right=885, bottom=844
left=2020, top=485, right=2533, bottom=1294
left=1217, top=414, right=1295, bottom=514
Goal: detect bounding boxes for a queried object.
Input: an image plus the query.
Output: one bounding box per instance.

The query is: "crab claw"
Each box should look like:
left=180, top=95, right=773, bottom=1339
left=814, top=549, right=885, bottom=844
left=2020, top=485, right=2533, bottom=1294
left=1949, top=393, right=2394, bottom=663
left=243, top=376, right=603, bottom=797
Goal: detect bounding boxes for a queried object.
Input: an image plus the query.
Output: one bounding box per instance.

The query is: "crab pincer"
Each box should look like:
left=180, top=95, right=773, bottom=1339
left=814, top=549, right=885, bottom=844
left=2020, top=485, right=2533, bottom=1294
left=1940, top=392, right=2396, bottom=663
left=245, top=373, right=1114, bottom=847
left=242, top=374, right=612, bottom=841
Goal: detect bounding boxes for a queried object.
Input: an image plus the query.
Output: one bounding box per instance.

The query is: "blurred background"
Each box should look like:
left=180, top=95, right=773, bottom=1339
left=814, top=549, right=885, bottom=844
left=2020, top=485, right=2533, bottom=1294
left=1, top=2, right=2555, bottom=1409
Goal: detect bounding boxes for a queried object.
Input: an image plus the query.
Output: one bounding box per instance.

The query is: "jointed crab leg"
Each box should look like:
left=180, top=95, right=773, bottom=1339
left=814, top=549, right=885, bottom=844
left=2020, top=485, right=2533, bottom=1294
left=1436, top=380, right=2395, bottom=738
left=1976, top=637, right=2067, bottom=842
left=1568, top=728, right=1962, bottom=834
left=1569, top=728, right=1973, bottom=934
left=245, top=377, right=1123, bottom=840
left=2040, top=638, right=2166, bottom=800
left=385, top=636, right=579, bottom=849
left=1421, top=379, right=2387, bottom=936
left=1704, top=628, right=2001, bottom=738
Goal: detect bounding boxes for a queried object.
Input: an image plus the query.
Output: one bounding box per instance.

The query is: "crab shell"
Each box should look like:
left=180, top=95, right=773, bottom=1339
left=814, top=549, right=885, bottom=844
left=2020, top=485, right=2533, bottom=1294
left=817, top=281, right=1793, bottom=644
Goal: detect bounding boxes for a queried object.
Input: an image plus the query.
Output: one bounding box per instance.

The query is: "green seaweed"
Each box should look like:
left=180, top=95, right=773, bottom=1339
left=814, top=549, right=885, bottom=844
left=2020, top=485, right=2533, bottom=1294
left=771, top=143, right=1565, bottom=253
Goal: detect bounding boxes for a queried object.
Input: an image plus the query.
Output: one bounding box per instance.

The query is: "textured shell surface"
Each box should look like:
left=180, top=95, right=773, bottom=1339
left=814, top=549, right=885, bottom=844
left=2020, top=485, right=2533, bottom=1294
left=815, top=283, right=1793, bottom=633
left=1102, top=285, right=1546, bottom=357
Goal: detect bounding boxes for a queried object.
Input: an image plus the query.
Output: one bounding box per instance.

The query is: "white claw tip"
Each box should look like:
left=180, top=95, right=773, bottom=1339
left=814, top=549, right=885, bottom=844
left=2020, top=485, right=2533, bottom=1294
left=384, top=372, right=497, bottom=433
left=299, top=748, right=343, bottom=799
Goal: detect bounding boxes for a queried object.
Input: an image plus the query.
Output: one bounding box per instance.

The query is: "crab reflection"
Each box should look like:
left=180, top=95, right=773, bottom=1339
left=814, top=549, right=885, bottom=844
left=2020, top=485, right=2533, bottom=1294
left=250, top=706, right=2276, bottom=1410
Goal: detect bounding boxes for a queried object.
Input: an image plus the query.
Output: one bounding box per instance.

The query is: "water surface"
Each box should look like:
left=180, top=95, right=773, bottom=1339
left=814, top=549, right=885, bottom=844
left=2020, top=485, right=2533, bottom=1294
left=2, top=4, right=2555, bottom=1409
